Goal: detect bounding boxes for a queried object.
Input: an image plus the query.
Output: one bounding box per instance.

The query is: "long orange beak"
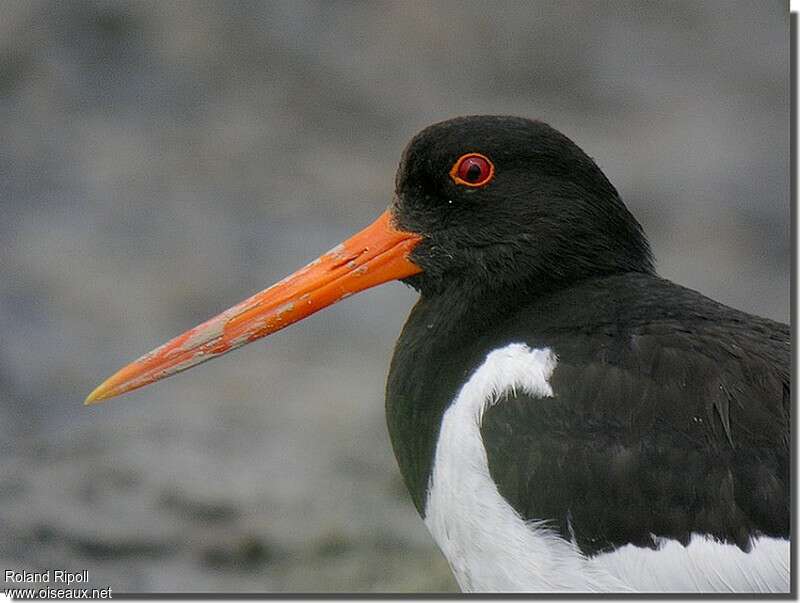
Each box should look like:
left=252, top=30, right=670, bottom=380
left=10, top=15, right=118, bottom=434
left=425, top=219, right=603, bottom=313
left=85, top=209, right=422, bottom=404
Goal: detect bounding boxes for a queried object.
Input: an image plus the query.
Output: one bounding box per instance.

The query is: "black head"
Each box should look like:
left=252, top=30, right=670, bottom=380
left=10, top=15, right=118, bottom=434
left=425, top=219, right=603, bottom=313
left=393, top=115, right=654, bottom=298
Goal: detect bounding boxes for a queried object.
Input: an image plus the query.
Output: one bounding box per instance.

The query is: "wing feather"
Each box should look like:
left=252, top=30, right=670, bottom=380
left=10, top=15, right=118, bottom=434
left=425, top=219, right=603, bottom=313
left=481, top=323, right=789, bottom=556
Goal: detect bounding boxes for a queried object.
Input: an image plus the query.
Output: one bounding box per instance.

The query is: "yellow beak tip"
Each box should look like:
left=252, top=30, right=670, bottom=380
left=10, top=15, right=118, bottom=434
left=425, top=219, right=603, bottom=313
left=84, top=385, right=112, bottom=406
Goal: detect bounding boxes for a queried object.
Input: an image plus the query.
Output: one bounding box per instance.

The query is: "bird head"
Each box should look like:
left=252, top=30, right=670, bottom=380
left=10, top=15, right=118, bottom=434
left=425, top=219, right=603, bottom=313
left=394, top=115, right=653, bottom=297
left=85, top=115, right=652, bottom=404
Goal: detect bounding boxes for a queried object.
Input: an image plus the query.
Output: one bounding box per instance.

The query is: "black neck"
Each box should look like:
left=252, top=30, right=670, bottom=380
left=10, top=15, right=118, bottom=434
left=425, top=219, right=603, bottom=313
left=385, top=279, right=544, bottom=514
left=386, top=262, right=660, bottom=514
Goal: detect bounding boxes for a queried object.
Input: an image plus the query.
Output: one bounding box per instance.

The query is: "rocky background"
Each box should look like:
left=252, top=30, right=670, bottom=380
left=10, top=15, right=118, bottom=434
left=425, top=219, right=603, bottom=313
left=0, top=0, right=789, bottom=593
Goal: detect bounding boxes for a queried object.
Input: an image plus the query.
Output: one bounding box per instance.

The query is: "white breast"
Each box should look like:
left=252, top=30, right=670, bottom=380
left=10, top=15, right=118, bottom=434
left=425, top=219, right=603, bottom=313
left=422, top=343, right=789, bottom=593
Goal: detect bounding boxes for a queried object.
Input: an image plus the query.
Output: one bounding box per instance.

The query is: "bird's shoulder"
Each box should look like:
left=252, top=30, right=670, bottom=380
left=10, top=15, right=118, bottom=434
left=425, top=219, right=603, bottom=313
left=480, top=272, right=790, bottom=555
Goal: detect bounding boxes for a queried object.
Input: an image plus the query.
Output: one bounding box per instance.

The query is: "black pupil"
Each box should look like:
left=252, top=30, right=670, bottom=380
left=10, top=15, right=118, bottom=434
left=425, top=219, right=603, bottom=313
left=465, top=162, right=482, bottom=182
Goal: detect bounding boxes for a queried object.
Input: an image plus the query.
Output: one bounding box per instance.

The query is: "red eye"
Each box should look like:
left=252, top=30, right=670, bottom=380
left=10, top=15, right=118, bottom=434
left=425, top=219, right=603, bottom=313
left=449, top=153, right=494, bottom=188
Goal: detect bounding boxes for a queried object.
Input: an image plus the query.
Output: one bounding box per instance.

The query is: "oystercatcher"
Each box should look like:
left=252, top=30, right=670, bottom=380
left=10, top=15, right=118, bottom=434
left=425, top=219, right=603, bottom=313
left=86, top=116, right=790, bottom=593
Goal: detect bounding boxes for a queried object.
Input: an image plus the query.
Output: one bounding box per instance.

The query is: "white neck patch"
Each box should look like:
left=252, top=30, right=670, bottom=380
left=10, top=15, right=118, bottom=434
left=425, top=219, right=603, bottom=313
left=422, top=343, right=789, bottom=593
left=423, top=343, right=625, bottom=592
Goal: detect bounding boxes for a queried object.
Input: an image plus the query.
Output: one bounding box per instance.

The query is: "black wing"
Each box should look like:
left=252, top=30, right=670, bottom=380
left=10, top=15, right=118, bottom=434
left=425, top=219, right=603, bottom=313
left=481, top=316, right=790, bottom=556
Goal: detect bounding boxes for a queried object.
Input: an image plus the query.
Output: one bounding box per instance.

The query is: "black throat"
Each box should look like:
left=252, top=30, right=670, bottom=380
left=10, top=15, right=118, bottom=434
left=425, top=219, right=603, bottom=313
left=385, top=241, right=656, bottom=515
left=385, top=277, right=548, bottom=514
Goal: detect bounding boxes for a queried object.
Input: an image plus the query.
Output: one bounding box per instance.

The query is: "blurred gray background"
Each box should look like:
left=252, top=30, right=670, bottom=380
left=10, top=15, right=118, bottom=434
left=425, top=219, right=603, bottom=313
left=0, top=0, right=789, bottom=593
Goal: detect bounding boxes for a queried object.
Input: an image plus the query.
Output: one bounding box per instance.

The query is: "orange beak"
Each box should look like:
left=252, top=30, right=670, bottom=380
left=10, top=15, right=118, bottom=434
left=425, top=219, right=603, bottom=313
left=85, top=209, right=422, bottom=404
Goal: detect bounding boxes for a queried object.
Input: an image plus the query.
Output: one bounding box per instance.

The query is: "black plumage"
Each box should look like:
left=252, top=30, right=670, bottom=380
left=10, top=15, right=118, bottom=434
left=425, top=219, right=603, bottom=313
left=385, top=115, right=789, bottom=554
left=481, top=273, right=789, bottom=555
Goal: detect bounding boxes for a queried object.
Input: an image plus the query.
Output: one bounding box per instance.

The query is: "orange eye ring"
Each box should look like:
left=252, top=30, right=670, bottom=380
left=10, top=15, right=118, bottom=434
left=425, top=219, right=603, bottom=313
left=449, top=153, right=495, bottom=188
